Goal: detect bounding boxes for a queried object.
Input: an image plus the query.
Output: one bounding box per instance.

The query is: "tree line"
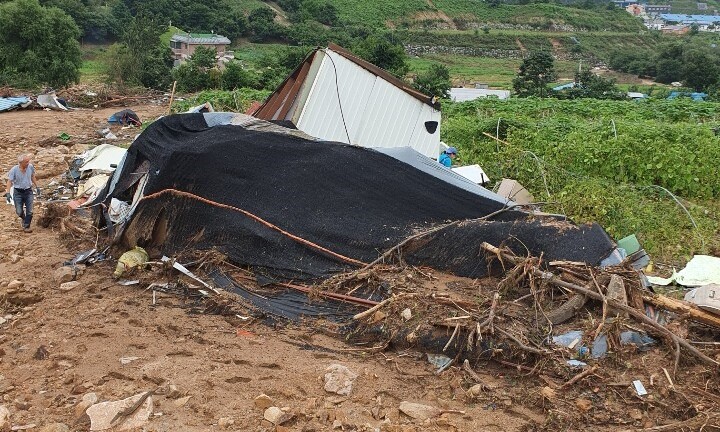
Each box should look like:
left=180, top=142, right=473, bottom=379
left=609, top=38, right=720, bottom=93
left=0, top=0, right=452, bottom=99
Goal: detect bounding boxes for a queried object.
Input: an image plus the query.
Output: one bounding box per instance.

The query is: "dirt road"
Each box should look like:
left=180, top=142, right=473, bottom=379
left=0, top=106, right=532, bottom=430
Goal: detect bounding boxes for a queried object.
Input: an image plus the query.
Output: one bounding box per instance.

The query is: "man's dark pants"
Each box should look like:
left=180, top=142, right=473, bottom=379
left=12, top=188, right=33, bottom=229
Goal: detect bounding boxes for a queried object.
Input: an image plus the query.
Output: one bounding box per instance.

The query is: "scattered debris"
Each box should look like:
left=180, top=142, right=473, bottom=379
left=113, top=247, right=149, bottom=279
left=684, top=284, right=720, bottom=315
left=0, top=96, right=31, bottom=113
left=37, top=91, right=68, bottom=111
left=633, top=380, right=648, bottom=396
left=107, top=109, right=141, bottom=126
left=648, top=255, right=720, bottom=286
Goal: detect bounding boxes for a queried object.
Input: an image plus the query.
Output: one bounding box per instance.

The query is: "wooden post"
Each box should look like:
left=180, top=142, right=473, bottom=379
left=166, top=81, right=177, bottom=115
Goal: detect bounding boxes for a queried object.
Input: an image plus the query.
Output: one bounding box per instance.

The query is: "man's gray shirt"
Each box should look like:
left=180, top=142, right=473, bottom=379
left=7, top=164, right=35, bottom=190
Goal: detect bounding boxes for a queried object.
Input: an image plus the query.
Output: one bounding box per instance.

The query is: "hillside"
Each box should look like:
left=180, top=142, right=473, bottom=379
left=322, top=0, right=645, bottom=31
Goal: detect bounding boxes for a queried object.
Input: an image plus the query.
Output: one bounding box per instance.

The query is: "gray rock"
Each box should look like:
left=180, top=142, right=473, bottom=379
left=53, top=267, right=75, bottom=284
left=0, top=405, right=9, bottom=432
left=399, top=401, right=441, bottom=420
left=58, top=281, right=80, bottom=292
left=324, top=364, right=358, bottom=396
left=86, top=393, right=153, bottom=431
left=263, top=406, right=293, bottom=425
left=6, top=280, right=23, bottom=290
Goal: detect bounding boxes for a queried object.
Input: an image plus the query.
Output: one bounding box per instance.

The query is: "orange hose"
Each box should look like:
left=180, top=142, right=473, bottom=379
left=140, top=188, right=367, bottom=267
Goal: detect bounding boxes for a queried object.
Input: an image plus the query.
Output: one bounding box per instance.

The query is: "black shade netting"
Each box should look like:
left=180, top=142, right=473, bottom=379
left=105, top=114, right=614, bottom=280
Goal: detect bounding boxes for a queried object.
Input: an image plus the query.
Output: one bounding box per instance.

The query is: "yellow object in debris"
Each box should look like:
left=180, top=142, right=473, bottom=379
left=645, top=261, right=654, bottom=274
left=113, top=246, right=149, bottom=278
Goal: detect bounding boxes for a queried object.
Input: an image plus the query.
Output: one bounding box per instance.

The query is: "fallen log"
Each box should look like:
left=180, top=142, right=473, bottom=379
left=481, top=242, right=719, bottom=369
left=641, top=291, right=720, bottom=329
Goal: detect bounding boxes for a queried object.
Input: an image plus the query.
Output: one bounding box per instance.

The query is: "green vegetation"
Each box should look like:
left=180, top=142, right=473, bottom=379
left=442, top=98, right=720, bottom=259
left=513, top=51, right=556, bottom=97
left=0, top=0, right=82, bottom=88
left=325, top=0, right=644, bottom=31
left=170, top=88, right=270, bottom=113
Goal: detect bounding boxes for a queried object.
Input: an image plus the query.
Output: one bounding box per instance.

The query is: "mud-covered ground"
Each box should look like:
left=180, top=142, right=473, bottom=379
left=0, top=103, right=717, bottom=432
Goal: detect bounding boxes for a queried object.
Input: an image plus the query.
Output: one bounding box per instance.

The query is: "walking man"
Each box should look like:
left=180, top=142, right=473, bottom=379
left=5, top=153, right=40, bottom=233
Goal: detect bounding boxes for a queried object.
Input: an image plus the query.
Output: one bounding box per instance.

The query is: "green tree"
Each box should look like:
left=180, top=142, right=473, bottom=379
left=173, top=46, right=220, bottom=92
left=682, top=47, right=720, bottom=91
left=102, top=14, right=173, bottom=89
left=248, top=7, right=285, bottom=42
left=221, top=61, right=259, bottom=90
left=0, top=0, right=82, bottom=88
left=654, top=43, right=683, bottom=84
left=352, top=34, right=409, bottom=78
left=413, top=63, right=451, bottom=98
left=558, top=70, right=624, bottom=99
left=512, top=52, right=556, bottom=97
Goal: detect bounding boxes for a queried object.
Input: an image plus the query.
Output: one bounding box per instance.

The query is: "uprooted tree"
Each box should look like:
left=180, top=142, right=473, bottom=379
left=0, top=0, right=82, bottom=88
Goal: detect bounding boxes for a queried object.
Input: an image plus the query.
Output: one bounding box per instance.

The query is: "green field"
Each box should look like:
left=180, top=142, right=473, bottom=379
left=442, top=98, right=720, bottom=261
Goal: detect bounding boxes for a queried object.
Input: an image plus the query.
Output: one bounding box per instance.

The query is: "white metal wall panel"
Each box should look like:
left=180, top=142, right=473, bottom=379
left=407, top=104, right=441, bottom=158
left=297, top=51, right=376, bottom=143
left=297, top=49, right=441, bottom=159
left=355, top=78, right=422, bottom=150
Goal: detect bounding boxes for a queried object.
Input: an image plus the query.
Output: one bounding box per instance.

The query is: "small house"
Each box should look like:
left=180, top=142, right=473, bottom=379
left=170, top=33, right=231, bottom=63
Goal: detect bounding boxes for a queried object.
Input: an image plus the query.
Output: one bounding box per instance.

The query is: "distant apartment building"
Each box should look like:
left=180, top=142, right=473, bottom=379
left=170, top=33, right=232, bottom=65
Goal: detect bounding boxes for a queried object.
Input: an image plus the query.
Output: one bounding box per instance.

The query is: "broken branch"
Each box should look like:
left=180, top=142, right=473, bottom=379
left=481, top=242, right=719, bottom=368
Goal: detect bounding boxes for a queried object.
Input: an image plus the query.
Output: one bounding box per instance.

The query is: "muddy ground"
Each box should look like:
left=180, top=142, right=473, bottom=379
left=0, top=104, right=718, bottom=432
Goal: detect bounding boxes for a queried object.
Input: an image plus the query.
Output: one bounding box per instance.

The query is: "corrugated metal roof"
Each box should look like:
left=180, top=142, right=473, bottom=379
left=0, top=97, right=30, bottom=113
left=660, top=13, right=720, bottom=21
left=170, top=33, right=231, bottom=45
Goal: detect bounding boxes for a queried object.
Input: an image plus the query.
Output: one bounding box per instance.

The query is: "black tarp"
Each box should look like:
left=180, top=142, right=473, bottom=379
left=99, top=114, right=615, bottom=280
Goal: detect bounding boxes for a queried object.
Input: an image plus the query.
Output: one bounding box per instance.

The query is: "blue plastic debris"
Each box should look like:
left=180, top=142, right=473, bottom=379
left=553, top=330, right=656, bottom=359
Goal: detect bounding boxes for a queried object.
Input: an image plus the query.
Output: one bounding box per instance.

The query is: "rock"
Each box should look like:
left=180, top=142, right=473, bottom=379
left=263, top=407, right=293, bottom=425
left=324, top=364, right=358, bottom=396
left=254, top=394, right=274, bottom=410
left=38, top=423, right=70, bottom=432
left=166, top=385, right=182, bottom=399
left=574, top=398, right=592, bottom=412
left=399, top=401, right=441, bottom=421
left=6, top=280, right=23, bottom=290
left=74, top=393, right=98, bottom=420
left=218, top=417, right=234, bottom=428
left=86, top=393, right=153, bottom=431
left=9, top=255, right=21, bottom=264
left=53, top=267, right=75, bottom=284
left=58, top=281, right=80, bottom=292
left=467, top=384, right=486, bottom=397
left=0, top=405, right=9, bottom=432
left=400, top=308, right=412, bottom=321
